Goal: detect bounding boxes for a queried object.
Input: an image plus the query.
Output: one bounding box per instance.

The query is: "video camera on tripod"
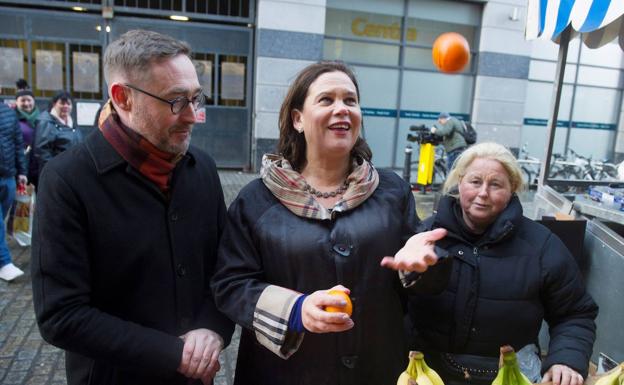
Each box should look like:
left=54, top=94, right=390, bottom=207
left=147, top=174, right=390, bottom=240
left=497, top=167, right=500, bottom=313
left=406, top=124, right=443, bottom=145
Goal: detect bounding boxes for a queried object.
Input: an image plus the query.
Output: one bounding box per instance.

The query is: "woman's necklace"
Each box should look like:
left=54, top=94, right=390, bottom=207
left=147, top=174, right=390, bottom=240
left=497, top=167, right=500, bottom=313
left=303, top=179, right=349, bottom=198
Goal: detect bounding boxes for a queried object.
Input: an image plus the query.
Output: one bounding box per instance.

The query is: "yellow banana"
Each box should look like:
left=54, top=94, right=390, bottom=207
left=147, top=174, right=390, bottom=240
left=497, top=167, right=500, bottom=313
left=397, top=351, right=445, bottom=385
left=595, top=364, right=623, bottom=385
left=491, top=346, right=532, bottom=385
left=618, top=370, right=624, bottom=385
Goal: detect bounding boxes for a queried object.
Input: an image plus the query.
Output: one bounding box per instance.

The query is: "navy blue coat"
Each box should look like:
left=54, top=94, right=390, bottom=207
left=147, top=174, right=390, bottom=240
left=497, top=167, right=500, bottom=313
left=409, top=195, right=598, bottom=380
left=32, top=129, right=234, bottom=385
left=0, top=103, right=26, bottom=178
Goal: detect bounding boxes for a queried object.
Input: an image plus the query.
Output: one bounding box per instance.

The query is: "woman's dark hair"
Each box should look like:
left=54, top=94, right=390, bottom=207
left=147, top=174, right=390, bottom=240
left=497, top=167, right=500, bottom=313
left=277, top=61, right=372, bottom=171
left=48, top=90, right=73, bottom=111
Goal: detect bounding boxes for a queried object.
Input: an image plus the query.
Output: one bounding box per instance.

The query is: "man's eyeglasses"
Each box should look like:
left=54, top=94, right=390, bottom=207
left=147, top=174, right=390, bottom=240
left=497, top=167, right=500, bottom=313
left=124, top=84, right=205, bottom=115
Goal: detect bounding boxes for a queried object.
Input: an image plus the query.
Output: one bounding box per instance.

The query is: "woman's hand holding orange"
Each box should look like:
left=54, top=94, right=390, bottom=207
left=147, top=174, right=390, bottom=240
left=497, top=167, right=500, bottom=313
left=301, top=285, right=354, bottom=333
left=380, top=228, right=447, bottom=272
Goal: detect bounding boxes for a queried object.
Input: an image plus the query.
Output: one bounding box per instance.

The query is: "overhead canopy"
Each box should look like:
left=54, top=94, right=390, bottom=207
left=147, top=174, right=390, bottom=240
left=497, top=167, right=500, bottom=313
left=525, top=0, right=624, bottom=187
left=526, top=0, right=624, bottom=49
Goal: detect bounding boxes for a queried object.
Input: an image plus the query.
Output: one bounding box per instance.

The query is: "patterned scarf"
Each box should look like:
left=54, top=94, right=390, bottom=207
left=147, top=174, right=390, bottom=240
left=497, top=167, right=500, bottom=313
left=98, top=101, right=180, bottom=195
left=261, top=154, right=379, bottom=220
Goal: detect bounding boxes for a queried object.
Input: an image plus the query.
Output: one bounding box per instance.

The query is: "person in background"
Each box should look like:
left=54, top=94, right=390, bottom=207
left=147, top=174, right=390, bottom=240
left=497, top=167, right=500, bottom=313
left=431, top=112, right=467, bottom=170
left=33, top=90, right=83, bottom=176
left=31, top=30, right=234, bottom=385
left=14, top=79, right=40, bottom=186
left=211, top=61, right=446, bottom=385
left=405, top=142, right=598, bottom=385
left=0, top=100, right=27, bottom=281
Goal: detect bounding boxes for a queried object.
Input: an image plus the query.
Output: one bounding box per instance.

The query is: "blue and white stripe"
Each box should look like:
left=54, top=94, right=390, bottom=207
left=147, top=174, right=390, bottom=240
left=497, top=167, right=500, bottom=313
left=526, top=0, right=624, bottom=49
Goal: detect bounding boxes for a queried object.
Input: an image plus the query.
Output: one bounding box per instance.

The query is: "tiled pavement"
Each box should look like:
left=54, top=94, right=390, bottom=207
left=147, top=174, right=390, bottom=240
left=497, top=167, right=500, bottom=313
left=0, top=170, right=532, bottom=384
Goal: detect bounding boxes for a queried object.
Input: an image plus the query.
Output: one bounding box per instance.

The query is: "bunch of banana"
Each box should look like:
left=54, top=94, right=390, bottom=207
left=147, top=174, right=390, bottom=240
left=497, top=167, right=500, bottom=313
left=594, top=363, right=624, bottom=385
left=397, top=351, right=445, bottom=385
left=491, top=346, right=532, bottom=385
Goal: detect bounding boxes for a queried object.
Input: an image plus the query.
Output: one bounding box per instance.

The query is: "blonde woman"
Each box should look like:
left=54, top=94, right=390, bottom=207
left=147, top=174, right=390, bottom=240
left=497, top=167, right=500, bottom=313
left=406, top=142, right=598, bottom=385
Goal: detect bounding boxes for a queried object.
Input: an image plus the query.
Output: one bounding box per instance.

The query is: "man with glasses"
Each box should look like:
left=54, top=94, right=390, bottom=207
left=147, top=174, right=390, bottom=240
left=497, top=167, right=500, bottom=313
left=32, top=30, right=233, bottom=385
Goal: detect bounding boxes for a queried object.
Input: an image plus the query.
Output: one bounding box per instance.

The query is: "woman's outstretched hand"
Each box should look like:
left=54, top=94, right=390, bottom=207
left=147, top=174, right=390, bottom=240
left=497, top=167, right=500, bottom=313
left=380, top=228, right=448, bottom=272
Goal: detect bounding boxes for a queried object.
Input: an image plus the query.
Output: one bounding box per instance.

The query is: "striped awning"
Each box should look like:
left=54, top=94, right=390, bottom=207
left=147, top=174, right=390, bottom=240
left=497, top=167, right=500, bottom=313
left=526, top=0, right=624, bottom=49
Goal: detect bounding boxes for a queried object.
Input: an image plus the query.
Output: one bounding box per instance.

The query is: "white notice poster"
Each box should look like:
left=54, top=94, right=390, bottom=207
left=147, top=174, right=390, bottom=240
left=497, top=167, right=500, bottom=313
left=73, top=52, right=100, bottom=92
left=0, top=48, right=24, bottom=88
left=76, top=102, right=101, bottom=126
left=221, top=62, right=245, bottom=101
left=36, top=50, right=63, bottom=91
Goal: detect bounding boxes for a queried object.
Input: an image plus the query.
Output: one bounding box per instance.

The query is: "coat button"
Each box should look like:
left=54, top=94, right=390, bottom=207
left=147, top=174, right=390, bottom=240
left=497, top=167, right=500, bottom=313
left=341, top=355, right=358, bottom=369
left=176, top=263, right=186, bottom=277
left=171, top=212, right=178, bottom=221
left=333, top=244, right=351, bottom=257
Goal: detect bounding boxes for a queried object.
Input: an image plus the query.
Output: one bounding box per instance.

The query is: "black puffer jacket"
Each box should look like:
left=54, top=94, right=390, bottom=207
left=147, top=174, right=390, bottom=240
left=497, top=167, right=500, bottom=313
left=409, top=195, right=598, bottom=380
left=34, top=111, right=83, bottom=175
left=0, top=103, right=26, bottom=178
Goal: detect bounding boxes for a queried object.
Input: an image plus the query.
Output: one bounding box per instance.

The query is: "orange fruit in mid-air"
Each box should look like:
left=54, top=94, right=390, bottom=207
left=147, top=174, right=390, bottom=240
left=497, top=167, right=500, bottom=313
left=432, top=32, right=471, bottom=73
left=324, top=289, right=353, bottom=316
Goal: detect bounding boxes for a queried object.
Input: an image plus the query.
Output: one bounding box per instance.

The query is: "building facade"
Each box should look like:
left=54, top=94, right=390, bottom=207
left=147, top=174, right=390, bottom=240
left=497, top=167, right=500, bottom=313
left=1, top=0, right=623, bottom=171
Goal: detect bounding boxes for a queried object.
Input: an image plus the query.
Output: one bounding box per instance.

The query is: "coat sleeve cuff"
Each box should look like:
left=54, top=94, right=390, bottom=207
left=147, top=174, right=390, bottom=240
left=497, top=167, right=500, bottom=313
left=253, top=285, right=304, bottom=359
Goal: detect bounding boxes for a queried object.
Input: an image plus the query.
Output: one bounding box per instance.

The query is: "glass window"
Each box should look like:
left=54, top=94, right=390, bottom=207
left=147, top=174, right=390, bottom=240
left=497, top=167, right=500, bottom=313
left=193, top=52, right=216, bottom=105
left=528, top=60, right=577, bottom=83
left=327, top=0, right=404, bottom=17
left=407, top=0, right=481, bottom=27
left=404, top=46, right=474, bottom=73
left=576, top=65, right=622, bottom=88
left=530, top=38, right=580, bottom=62
left=324, top=39, right=399, bottom=66
left=401, top=70, right=473, bottom=113
left=572, top=86, right=620, bottom=124
left=363, top=117, right=396, bottom=168
left=354, top=66, right=399, bottom=168
left=579, top=41, right=624, bottom=68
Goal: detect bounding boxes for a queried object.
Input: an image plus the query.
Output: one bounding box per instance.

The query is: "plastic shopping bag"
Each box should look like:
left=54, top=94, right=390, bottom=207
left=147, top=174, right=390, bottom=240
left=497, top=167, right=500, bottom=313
left=12, top=184, right=35, bottom=247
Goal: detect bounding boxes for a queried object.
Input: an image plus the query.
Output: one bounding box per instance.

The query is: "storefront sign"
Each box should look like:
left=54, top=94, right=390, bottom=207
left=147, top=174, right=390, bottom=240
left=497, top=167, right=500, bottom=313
left=195, top=107, right=206, bottom=123
left=351, top=17, right=417, bottom=42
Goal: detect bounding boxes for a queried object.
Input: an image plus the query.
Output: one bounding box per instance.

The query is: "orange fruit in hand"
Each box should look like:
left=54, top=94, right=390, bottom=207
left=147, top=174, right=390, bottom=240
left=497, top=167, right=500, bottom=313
left=324, top=289, right=353, bottom=316
left=432, top=32, right=471, bottom=73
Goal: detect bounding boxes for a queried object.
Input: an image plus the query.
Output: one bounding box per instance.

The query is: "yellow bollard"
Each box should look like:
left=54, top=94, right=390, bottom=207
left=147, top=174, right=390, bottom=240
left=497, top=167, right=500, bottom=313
left=416, top=142, right=435, bottom=186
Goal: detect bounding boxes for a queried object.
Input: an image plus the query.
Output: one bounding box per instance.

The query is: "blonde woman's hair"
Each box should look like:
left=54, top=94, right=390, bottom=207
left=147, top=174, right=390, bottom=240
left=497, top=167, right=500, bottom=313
left=442, top=142, right=525, bottom=194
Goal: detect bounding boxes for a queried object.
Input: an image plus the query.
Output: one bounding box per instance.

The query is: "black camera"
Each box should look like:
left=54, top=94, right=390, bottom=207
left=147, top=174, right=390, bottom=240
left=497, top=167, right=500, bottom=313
left=406, top=124, right=442, bottom=145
